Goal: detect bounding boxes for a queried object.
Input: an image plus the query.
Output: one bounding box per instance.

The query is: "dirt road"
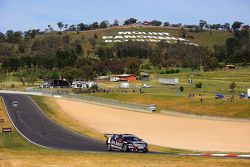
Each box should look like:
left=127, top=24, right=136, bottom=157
left=56, top=98, right=250, bottom=152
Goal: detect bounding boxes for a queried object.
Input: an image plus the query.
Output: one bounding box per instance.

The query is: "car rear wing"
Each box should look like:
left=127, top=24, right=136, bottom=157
left=104, top=133, right=116, bottom=139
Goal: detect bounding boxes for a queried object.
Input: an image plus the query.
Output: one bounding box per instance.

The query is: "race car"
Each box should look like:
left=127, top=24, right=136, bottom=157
left=104, top=134, right=148, bottom=153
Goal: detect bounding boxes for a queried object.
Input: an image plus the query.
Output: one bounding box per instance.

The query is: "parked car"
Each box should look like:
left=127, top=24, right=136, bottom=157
left=12, top=101, right=19, bottom=107
left=119, top=82, right=129, bottom=89
left=104, top=134, right=148, bottom=153
left=215, top=94, right=224, bottom=99
left=148, top=104, right=156, bottom=111
left=143, top=83, right=152, bottom=88
left=39, top=82, right=50, bottom=88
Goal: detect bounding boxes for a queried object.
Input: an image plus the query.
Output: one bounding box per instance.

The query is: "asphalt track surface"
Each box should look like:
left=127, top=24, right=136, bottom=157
left=0, top=93, right=105, bottom=151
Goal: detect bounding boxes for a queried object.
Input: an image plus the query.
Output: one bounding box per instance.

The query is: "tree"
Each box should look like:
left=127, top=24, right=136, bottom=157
left=232, top=21, right=243, bottom=31
left=164, top=22, right=170, bottom=27
left=242, top=25, right=250, bottom=30
left=113, top=19, right=119, bottom=26
left=229, top=82, right=236, bottom=91
left=69, top=24, right=76, bottom=31
left=24, top=29, right=40, bottom=39
left=47, top=25, right=54, bottom=32
left=180, top=28, right=187, bottom=38
left=223, top=23, right=231, bottom=30
left=0, top=32, right=6, bottom=42
left=16, top=69, right=38, bottom=86
left=64, top=24, right=68, bottom=31
left=124, top=18, right=137, bottom=25
left=6, top=30, right=23, bottom=43
left=77, top=23, right=86, bottom=31
left=100, top=21, right=107, bottom=28
left=75, top=44, right=83, bottom=56
left=199, top=20, right=207, bottom=29
left=91, top=22, right=99, bottom=29
left=57, top=22, right=64, bottom=31
left=150, top=20, right=162, bottom=26
left=89, top=38, right=96, bottom=49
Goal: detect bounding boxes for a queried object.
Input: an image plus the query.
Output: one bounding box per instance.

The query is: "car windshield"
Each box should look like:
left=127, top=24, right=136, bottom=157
left=123, top=136, right=140, bottom=141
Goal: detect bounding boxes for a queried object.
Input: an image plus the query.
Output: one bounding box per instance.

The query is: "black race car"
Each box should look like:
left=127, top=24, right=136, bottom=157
left=104, top=134, right=148, bottom=153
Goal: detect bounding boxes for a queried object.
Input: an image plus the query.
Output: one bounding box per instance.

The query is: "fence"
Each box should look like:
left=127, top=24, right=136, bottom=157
left=27, top=89, right=152, bottom=113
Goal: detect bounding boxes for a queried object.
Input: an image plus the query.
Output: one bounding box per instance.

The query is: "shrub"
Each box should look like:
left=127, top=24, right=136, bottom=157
left=141, top=64, right=151, bottom=70
left=229, top=82, right=236, bottom=91
left=180, top=86, right=184, bottom=92
left=159, top=69, right=181, bottom=74
left=195, top=82, right=203, bottom=88
left=11, top=84, right=15, bottom=88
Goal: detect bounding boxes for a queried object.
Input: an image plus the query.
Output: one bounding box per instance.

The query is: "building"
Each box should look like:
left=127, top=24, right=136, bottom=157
left=140, top=72, right=150, bottom=80
left=110, top=74, right=137, bottom=82
left=225, top=65, right=236, bottom=70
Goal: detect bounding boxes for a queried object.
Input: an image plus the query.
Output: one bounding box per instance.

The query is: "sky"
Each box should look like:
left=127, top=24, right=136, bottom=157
left=0, top=0, right=249, bottom=32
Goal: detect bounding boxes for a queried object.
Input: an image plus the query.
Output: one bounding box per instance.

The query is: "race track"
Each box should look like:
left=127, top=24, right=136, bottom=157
left=0, top=93, right=104, bottom=151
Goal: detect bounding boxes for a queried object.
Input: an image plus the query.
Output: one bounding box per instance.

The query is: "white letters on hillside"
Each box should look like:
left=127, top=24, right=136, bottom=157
left=102, top=31, right=197, bottom=46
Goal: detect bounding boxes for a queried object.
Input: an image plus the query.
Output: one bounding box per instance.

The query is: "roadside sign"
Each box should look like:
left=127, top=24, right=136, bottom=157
left=2, top=128, right=12, bottom=133
left=0, top=119, right=4, bottom=124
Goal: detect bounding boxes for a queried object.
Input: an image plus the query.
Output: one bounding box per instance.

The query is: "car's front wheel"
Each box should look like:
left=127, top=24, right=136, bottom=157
left=122, top=144, right=128, bottom=152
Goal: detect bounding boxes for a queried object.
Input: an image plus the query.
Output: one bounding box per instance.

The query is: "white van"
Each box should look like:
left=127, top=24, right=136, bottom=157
left=119, top=82, right=129, bottom=89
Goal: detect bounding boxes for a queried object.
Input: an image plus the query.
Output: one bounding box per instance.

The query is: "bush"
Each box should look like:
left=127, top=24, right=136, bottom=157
left=180, top=86, right=184, bottom=92
left=159, top=69, right=181, bottom=74
left=72, top=88, right=90, bottom=94
left=141, top=64, right=151, bottom=70
left=195, top=82, right=203, bottom=88
left=90, top=85, right=99, bottom=92
left=229, top=81, right=236, bottom=91
left=11, top=83, right=15, bottom=88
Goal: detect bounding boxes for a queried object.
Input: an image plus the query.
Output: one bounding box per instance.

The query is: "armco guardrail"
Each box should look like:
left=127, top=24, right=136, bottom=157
left=62, top=94, right=150, bottom=113
left=0, top=89, right=151, bottom=113
left=34, top=89, right=151, bottom=113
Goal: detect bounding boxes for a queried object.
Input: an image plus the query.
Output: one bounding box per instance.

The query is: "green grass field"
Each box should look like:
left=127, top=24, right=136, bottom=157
left=91, top=68, right=250, bottom=118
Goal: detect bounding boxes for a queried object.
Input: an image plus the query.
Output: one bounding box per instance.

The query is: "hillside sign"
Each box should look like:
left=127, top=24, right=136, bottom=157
left=103, top=31, right=198, bottom=46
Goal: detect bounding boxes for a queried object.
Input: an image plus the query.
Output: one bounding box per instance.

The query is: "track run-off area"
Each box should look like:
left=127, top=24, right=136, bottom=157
left=1, top=92, right=250, bottom=158
left=55, top=98, right=250, bottom=153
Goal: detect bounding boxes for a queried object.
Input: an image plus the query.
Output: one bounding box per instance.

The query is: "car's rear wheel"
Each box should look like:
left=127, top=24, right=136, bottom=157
left=122, top=144, right=128, bottom=152
left=107, top=144, right=112, bottom=151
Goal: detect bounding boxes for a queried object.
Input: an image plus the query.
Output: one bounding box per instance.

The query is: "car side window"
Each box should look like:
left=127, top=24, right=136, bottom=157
left=112, top=135, right=118, bottom=140
left=117, top=135, right=122, bottom=140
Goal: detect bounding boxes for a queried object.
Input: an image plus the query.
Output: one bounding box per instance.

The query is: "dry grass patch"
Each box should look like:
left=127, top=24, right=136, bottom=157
left=1, top=150, right=250, bottom=167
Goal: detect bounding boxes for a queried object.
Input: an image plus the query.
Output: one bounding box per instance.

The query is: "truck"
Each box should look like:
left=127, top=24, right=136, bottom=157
left=159, top=78, right=179, bottom=85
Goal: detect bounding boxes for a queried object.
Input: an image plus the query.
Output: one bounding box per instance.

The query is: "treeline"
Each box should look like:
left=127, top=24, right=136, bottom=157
left=214, top=29, right=250, bottom=63
left=1, top=48, right=141, bottom=82
left=0, top=19, right=249, bottom=44
left=96, top=40, right=218, bottom=70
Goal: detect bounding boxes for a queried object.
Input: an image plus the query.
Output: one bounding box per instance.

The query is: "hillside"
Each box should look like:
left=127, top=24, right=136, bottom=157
left=90, top=26, right=231, bottom=48
left=35, top=26, right=232, bottom=53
